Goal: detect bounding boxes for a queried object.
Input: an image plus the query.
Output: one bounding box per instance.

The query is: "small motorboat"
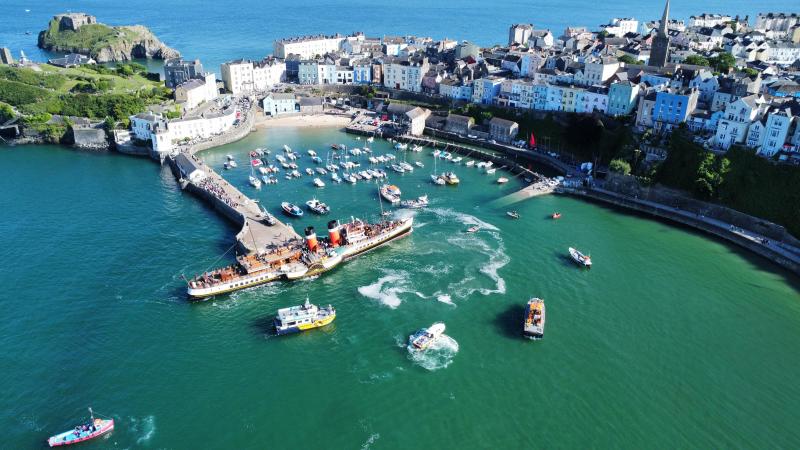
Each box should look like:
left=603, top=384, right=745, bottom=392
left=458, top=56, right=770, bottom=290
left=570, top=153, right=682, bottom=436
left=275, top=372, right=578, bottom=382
left=552, top=212, right=562, bottom=219
left=367, top=136, right=374, bottom=143
left=569, top=247, right=592, bottom=268
left=452, top=157, right=463, bottom=163
left=226, top=154, right=235, bottom=161
left=486, top=168, right=497, bottom=174
left=47, top=408, right=113, bottom=447
left=313, top=177, right=326, bottom=188
left=251, top=159, right=262, bottom=167
left=408, top=322, right=446, bottom=351
left=399, top=162, right=414, bottom=172
left=415, top=161, right=424, bottom=168
left=316, top=167, right=327, bottom=175
left=249, top=175, right=262, bottom=189
left=507, top=211, right=520, bottom=219
left=331, top=173, right=342, bottom=183
left=497, top=177, right=509, bottom=184
left=523, top=298, right=545, bottom=340
left=224, top=160, right=238, bottom=169
left=443, top=172, right=460, bottom=185
left=400, top=195, right=429, bottom=209
left=258, top=167, right=269, bottom=175
left=465, top=225, right=480, bottom=233
left=345, top=174, right=357, bottom=184
left=306, top=198, right=330, bottom=214
left=281, top=202, right=304, bottom=217
left=283, top=145, right=292, bottom=153
left=305, top=168, right=314, bottom=176
left=465, top=160, right=475, bottom=167
left=312, top=156, right=322, bottom=164
left=261, top=175, right=270, bottom=184
left=307, top=149, right=317, bottom=157
left=431, top=174, right=446, bottom=185
left=380, top=184, right=402, bottom=204
left=391, top=164, right=406, bottom=173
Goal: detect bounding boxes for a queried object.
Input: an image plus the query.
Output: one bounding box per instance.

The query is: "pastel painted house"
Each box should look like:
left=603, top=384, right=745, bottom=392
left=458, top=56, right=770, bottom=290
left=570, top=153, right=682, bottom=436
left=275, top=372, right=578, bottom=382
left=262, top=93, right=298, bottom=116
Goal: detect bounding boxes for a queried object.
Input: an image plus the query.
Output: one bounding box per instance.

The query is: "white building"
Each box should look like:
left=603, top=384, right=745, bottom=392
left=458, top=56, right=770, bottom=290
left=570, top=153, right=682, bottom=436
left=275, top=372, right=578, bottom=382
left=175, top=72, right=218, bottom=111
left=274, top=34, right=346, bottom=59
left=405, top=107, right=431, bottom=136
left=220, top=59, right=254, bottom=95
left=221, top=58, right=286, bottom=95
left=129, top=107, right=238, bottom=156
left=382, top=56, right=429, bottom=92
left=600, top=18, right=639, bottom=36
left=262, top=93, right=297, bottom=116
left=758, top=105, right=796, bottom=156
left=713, top=95, right=766, bottom=149
left=688, top=14, right=732, bottom=28
left=578, top=56, right=619, bottom=86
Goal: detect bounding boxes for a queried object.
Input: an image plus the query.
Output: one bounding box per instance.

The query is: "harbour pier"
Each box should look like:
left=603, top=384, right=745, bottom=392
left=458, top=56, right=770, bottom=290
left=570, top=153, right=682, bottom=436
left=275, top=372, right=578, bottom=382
left=168, top=152, right=301, bottom=255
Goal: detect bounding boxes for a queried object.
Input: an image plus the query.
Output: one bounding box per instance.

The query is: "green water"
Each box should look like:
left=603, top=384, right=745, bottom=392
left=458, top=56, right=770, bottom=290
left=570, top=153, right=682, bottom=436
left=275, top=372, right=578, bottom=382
left=2, top=127, right=799, bottom=449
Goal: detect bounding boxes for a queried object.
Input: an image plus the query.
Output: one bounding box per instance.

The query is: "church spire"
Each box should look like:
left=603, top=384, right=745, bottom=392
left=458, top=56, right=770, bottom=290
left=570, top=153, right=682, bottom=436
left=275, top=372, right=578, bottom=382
left=659, top=0, right=670, bottom=36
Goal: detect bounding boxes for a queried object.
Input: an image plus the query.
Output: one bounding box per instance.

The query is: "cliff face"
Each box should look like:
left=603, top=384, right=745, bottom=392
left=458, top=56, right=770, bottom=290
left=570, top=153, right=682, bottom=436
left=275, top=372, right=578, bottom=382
left=38, top=15, right=180, bottom=63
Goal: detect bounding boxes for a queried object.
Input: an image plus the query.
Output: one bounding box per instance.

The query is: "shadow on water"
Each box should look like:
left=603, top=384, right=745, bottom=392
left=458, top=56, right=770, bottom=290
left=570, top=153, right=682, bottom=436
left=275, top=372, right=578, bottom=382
left=554, top=251, right=577, bottom=268
left=252, top=315, right=276, bottom=336
left=494, top=304, right=523, bottom=340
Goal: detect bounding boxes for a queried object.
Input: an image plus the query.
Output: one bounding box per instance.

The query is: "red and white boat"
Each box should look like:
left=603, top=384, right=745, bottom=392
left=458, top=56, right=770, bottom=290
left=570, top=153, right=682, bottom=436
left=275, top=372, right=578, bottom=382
left=47, top=409, right=114, bottom=447
left=251, top=159, right=263, bottom=167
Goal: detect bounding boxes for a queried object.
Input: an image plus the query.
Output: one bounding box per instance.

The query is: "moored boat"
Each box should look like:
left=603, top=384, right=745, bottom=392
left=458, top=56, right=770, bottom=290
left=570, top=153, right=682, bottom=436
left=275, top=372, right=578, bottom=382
left=443, top=172, right=460, bottom=185
left=274, top=298, right=336, bottom=335
left=408, top=322, right=446, bottom=351
left=497, top=177, right=509, bottom=184
left=249, top=175, right=262, bottom=189
left=523, top=298, right=545, bottom=339
left=313, top=177, right=326, bottom=188
left=281, top=202, right=304, bottom=217
left=569, top=247, right=592, bottom=267
left=380, top=184, right=402, bottom=204
left=552, top=212, right=562, bottom=219
left=47, top=408, right=113, bottom=447
left=507, top=210, right=520, bottom=219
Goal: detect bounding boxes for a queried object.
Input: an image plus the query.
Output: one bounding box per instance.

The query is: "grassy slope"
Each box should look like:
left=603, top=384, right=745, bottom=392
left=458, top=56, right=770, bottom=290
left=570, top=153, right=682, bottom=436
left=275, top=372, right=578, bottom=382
left=40, top=20, right=140, bottom=55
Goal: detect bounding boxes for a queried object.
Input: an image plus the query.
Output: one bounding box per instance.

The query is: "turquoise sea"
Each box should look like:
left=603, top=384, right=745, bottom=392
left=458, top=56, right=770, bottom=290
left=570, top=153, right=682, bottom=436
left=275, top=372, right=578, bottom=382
left=2, top=126, right=800, bottom=448
left=0, top=0, right=794, bottom=71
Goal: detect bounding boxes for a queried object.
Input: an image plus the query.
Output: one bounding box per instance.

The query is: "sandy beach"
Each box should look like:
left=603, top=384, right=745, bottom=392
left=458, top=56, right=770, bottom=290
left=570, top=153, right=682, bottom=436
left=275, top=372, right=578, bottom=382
left=254, top=113, right=352, bottom=130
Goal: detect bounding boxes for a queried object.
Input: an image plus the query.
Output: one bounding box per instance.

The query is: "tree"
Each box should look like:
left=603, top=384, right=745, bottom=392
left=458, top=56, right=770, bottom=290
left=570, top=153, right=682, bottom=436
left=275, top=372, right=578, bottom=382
left=0, top=102, right=14, bottom=123
left=480, top=111, right=493, bottom=123
left=684, top=55, right=710, bottom=66
left=708, top=52, right=736, bottom=73
left=609, top=158, right=632, bottom=175
left=618, top=54, right=638, bottom=65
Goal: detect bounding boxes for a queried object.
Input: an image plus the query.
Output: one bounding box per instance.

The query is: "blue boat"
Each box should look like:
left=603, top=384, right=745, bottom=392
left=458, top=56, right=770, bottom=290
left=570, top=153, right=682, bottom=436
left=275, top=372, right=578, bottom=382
left=281, top=202, right=303, bottom=217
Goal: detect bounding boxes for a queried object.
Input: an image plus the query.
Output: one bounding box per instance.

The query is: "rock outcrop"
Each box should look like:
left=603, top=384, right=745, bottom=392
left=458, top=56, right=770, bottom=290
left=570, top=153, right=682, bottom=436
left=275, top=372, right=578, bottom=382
left=38, top=13, right=180, bottom=63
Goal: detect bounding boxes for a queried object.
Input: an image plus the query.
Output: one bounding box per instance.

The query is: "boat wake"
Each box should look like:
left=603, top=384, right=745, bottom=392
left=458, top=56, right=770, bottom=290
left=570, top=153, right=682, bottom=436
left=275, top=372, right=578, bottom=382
left=357, top=271, right=421, bottom=309
left=129, top=415, right=156, bottom=444
left=407, top=334, right=459, bottom=371
left=427, top=207, right=499, bottom=231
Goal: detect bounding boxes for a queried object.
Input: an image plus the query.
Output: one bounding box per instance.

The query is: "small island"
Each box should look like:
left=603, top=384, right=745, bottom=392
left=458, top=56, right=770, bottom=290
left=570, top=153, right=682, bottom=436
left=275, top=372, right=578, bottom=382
left=37, top=13, right=180, bottom=63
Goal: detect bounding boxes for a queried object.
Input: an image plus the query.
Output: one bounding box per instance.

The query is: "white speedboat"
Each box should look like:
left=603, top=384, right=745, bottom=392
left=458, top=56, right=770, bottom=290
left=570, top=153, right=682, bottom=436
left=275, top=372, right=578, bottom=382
left=465, top=160, right=475, bottom=167
left=283, top=145, right=292, bottom=153
left=452, top=157, right=463, bottom=163
left=306, top=198, right=330, bottom=214
left=258, top=167, right=269, bottom=175
left=415, top=161, right=424, bottom=168
left=307, top=149, right=317, bottom=157
left=345, top=174, right=357, bottom=184
left=391, top=164, right=406, bottom=173
left=313, top=177, right=325, bottom=188
left=569, top=247, right=592, bottom=268
left=226, top=154, right=235, bottom=161
left=249, top=175, right=262, bottom=189
left=443, top=172, right=460, bottom=185
left=306, top=168, right=314, bottom=176
left=408, top=322, right=446, bottom=351
left=331, top=173, right=342, bottom=183
left=399, top=162, right=414, bottom=172
left=497, top=177, right=509, bottom=184
left=486, top=168, right=497, bottom=174
left=316, top=167, right=327, bottom=175
left=400, top=195, right=429, bottom=209
left=431, top=174, right=445, bottom=185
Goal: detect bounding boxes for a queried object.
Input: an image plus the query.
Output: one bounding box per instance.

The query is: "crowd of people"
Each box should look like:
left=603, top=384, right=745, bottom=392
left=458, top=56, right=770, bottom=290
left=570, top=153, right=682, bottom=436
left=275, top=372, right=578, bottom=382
left=197, top=178, right=239, bottom=208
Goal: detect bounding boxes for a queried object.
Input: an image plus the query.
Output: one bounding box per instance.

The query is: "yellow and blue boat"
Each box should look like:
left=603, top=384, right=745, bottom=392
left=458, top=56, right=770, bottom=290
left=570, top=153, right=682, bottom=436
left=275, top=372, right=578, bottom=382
left=274, top=298, right=336, bottom=335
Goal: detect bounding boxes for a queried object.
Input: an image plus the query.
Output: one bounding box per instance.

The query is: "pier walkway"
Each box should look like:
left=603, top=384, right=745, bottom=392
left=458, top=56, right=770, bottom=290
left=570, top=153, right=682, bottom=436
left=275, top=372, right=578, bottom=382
left=169, top=152, right=301, bottom=255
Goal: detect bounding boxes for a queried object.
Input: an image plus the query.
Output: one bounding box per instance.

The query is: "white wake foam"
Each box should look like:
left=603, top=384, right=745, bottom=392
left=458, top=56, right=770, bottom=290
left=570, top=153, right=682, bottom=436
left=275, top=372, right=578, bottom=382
left=357, top=271, right=417, bottom=309
left=129, top=415, right=156, bottom=444
left=407, top=334, right=459, bottom=371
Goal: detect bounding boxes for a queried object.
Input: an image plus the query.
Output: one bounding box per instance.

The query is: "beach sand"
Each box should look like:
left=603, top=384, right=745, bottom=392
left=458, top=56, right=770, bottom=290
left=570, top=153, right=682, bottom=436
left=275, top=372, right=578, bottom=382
left=254, top=113, right=352, bottom=129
